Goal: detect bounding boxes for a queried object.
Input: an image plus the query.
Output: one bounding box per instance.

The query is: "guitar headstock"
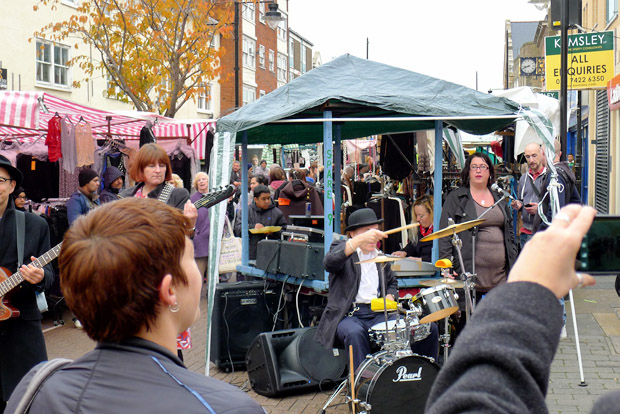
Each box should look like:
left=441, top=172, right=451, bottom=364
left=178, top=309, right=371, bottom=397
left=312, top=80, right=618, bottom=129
left=194, top=185, right=236, bottom=210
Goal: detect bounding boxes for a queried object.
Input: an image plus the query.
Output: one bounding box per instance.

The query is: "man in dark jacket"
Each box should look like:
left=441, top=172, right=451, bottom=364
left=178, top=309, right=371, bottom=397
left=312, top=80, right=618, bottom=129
left=99, top=166, right=124, bottom=204
left=66, top=169, right=100, bottom=225
left=315, top=208, right=438, bottom=371
left=233, top=185, right=287, bottom=260
left=0, top=155, right=54, bottom=410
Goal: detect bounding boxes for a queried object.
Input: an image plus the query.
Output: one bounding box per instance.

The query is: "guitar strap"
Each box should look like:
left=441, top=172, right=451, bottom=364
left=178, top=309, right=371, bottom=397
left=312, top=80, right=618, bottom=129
left=15, top=210, right=25, bottom=267
left=157, top=183, right=174, bottom=205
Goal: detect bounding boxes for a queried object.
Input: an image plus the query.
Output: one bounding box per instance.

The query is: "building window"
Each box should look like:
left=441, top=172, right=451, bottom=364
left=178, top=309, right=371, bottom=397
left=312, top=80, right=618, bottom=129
left=197, top=83, right=212, bottom=113
left=242, top=36, right=256, bottom=69
left=269, top=49, right=275, bottom=72
left=105, top=72, right=123, bottom=99
left=61, top=0, right=79, bottom=7
left=277, top=18, right=287, bottom=41
left=259, top=89, right=266, bottom=98
left=277, top=53, right=287, bottom=82
left=36, top=39, right=70, bottom=88
left=242, top=2, right=255, bottom=23
left=258, top=3, right=265, bottom=24
left=301, top=45, right=307, bottom=73
left=289, top=38, right=294, bottom=67
left=608, top=0, right=618, bottom=22
left=258, top=45, right=265, bottom=69
left=243, top=85, right=256, bottom=106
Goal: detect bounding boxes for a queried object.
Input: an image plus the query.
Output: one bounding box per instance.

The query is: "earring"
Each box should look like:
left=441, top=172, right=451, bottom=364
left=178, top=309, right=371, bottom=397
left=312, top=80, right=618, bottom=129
left=169, top=302, right=180, bottom=313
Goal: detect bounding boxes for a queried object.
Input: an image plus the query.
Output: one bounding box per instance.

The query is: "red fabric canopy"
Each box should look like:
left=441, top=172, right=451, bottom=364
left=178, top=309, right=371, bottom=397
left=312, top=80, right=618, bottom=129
left=0, top=91, right=213, bottom=159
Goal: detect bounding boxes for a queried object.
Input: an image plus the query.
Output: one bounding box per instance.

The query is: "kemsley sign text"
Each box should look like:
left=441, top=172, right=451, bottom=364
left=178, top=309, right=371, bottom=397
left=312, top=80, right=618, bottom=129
left=545, top=31, right=614, bottom=90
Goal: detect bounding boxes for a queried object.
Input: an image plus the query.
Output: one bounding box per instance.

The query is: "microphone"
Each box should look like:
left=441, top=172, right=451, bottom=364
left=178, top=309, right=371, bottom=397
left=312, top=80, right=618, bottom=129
left=491, top=183, right=516, bottom=201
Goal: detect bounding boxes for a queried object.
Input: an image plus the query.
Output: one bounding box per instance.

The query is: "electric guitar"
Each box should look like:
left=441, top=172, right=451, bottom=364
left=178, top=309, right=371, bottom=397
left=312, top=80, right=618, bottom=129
left=0, top=243, right=62, bottom=321
left=193, top=185, right=235, bottom=210
left=0, top=185, right=234, bottom=320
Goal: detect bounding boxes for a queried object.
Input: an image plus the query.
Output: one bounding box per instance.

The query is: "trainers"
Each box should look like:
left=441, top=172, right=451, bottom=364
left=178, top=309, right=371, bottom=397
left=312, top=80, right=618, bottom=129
left=560, top=326, right=567, bottom=339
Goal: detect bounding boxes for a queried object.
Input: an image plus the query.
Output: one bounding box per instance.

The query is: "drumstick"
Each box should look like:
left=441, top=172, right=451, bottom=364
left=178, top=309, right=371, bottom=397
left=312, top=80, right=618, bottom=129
left=383, top=223, right=420, bottom=236
left=349, top=345, right=356, bottom=412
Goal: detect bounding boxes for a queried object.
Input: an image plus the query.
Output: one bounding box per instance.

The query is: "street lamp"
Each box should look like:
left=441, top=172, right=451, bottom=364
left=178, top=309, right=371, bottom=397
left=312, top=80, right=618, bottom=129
left=234, top=1, right=284, bottom=109
left=265, top=2, right=285, bottom=30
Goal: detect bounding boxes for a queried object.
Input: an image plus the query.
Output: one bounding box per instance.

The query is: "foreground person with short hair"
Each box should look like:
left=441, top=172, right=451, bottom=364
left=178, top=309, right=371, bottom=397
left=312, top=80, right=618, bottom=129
left=425, top=204, right=599, bottom=413
left=7, top=198, right=265, bottom=414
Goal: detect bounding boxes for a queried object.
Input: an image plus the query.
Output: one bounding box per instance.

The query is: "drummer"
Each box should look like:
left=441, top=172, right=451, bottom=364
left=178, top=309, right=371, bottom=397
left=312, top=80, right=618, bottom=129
left=315, top=208, right=439, bottom=371
left=392, top=195, right=434, bottom=262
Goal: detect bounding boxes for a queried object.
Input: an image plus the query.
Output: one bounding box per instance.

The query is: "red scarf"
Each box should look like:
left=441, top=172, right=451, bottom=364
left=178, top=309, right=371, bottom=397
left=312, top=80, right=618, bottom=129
left=420, top=225, right=433, bottom=237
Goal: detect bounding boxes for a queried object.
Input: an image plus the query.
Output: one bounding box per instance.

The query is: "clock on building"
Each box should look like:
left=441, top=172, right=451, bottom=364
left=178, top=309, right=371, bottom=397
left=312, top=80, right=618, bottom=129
left=520, top=57, right=537, bottom=76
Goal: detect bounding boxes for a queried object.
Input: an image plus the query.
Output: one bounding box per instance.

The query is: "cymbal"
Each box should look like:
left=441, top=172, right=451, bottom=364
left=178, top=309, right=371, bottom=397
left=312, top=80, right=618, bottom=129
left=356, top=255, right=403, bottom=264
left=420, top=218, right=486, bottom=242
left=419, top=278, right=465, bottom=289
left=249, top=226, right=282, bottom=234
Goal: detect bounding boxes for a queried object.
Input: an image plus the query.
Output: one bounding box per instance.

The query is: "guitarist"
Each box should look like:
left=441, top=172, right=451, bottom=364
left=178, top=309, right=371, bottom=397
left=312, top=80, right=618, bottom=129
left=119, top=144, right=197, bottom=360
left=0, top=155, right=54, bottom=411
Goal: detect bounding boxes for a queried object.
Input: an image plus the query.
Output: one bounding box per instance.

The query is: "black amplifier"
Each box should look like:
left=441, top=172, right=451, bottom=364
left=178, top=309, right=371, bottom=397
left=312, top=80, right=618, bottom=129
left=278, top=241, right=324, bottom=280
left=256, top=240, right=281, bottom=273
left=284, top=225, right=324, bottom=243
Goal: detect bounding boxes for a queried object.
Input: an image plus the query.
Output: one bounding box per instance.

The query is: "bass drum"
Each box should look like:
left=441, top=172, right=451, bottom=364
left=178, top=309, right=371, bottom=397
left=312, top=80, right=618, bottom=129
left=355, top=351, right=439, bottom=414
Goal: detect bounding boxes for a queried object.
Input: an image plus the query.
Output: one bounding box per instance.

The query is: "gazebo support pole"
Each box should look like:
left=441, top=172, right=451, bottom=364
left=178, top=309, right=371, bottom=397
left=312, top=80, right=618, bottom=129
left=241, top=131, right=249, bottom=266
left=323, top=111, right=334, bottom=280
left=334, top=125, right=342, bottom=234
left=432, top=121, right=443, bottom=264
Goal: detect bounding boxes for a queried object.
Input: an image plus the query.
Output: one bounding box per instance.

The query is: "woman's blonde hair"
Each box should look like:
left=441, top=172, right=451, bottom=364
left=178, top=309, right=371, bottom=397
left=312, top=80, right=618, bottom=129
left=410, top=195, right=434, bottom=243
left=192, top=172, right=209, bottom=191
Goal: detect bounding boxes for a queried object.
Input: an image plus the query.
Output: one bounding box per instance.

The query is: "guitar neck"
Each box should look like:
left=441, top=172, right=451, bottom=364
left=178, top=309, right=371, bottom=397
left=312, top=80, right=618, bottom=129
left=193, top=186, right=234, bottom=210
left=0, top=242, right=62, bottom=297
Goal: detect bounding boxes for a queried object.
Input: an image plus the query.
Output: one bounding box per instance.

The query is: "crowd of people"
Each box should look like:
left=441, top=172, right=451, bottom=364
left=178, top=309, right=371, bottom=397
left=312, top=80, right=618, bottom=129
left=0, top=138, right=611, bottom=414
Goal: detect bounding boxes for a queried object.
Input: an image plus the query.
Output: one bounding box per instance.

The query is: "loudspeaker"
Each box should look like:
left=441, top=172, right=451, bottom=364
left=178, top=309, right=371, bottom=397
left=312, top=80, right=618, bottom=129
left=256, top=240, right=281, bottom=273
left=210, top=281, right=279, bottom=371
left=246, top=327, right=347, bottom=397
left=278, top=241, right=324, bottom=280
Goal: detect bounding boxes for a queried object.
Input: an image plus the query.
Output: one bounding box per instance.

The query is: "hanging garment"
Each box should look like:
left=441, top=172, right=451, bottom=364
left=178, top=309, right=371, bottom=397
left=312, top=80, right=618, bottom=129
left=46, top=115, right=62, bottom=162
left=75, top=121, right=95, bottom=167
left=61, top=116, right=77, bottom=172
left=16, top=154, right=59, bottom=202
left=367, top=197, right=406, bottom=253
left=139, top=122, right=156, bottom=147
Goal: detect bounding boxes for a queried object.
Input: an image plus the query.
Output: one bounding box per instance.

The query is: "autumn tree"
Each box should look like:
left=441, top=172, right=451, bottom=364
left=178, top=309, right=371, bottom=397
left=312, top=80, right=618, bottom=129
left=34, top=0, right=234, bottom=118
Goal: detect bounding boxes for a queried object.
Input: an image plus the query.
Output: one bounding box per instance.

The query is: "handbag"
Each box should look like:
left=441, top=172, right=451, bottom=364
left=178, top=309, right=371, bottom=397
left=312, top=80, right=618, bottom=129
left=218, top=217, right=242, bottom=274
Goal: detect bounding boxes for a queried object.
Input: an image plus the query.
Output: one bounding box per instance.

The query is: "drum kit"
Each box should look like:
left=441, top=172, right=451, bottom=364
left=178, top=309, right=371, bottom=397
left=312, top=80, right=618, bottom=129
left=322, top=218, right=485, bottom=414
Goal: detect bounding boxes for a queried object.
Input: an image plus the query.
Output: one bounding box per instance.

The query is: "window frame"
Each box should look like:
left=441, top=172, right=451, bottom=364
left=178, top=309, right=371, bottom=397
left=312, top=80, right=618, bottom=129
left=242, top=2, right=255, bottom=23
left=197, top=83, right=213, bottom=114
left=242, top=84, right=256, bottom=106
left=258, top=44, right=266, bottom=69
left=242, top=36, right=256, bottom=69
left=277, top=53, right=288, bottom=82
left=35, top=39, right=71, bottom=90
left=269, top=49, right=275, bottom=72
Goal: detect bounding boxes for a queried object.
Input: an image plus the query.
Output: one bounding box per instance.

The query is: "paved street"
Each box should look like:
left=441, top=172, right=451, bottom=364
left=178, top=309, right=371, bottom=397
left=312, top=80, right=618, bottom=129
left=41, top=276, right=620, bottom=413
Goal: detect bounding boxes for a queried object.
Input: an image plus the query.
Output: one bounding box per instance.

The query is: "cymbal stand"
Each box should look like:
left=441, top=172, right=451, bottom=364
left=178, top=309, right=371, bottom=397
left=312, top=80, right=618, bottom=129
left=378, top=262, right=390, bottom=334
left=450, top=230, right=475, bottom=321
left=439, top=268, right=452, bottom=361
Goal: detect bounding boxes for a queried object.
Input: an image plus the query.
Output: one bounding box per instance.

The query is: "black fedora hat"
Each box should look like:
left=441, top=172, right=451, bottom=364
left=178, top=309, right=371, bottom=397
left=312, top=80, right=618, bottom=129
left=345, top=208, right=384, bottom=232
left=0, top=155, right=22, bottom=192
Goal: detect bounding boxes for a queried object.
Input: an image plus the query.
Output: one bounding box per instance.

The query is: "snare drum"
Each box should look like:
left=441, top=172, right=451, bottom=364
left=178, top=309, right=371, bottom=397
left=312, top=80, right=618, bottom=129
left=369, top=319, right=409, bottom=349
left=413, top=285, right=459, bottom=323
left=355, top=350, right=439, bottom=414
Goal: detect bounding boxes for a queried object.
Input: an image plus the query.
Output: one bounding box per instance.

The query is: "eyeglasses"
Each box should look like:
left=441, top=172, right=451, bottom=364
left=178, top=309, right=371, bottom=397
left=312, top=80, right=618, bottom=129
left=470, top=165, right=489, bottom=171
left=0, top=177, right=13, bottom=184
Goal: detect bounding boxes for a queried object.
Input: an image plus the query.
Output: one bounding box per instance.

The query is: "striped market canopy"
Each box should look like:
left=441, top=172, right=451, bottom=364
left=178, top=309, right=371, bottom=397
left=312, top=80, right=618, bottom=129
left=0, top=91, right=214, bottom=159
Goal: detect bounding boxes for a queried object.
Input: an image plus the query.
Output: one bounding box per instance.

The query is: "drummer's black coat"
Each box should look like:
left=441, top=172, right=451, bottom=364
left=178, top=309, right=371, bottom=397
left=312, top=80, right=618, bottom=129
left=314, top=240, right=399, bottom=349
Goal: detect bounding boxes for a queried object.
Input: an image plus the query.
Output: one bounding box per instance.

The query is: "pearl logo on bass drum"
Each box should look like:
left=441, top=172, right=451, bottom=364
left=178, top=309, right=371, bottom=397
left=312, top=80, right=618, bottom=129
left=393, top=365, right=423, bottom=382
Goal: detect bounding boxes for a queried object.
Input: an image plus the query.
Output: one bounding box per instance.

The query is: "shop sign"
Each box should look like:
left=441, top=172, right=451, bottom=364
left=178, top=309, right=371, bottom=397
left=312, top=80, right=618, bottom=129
left=539, top=91, right=559, bottom=99
left=545, top=31, right=614, bottom=90
left=607, top=73, right=620, bottom=111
